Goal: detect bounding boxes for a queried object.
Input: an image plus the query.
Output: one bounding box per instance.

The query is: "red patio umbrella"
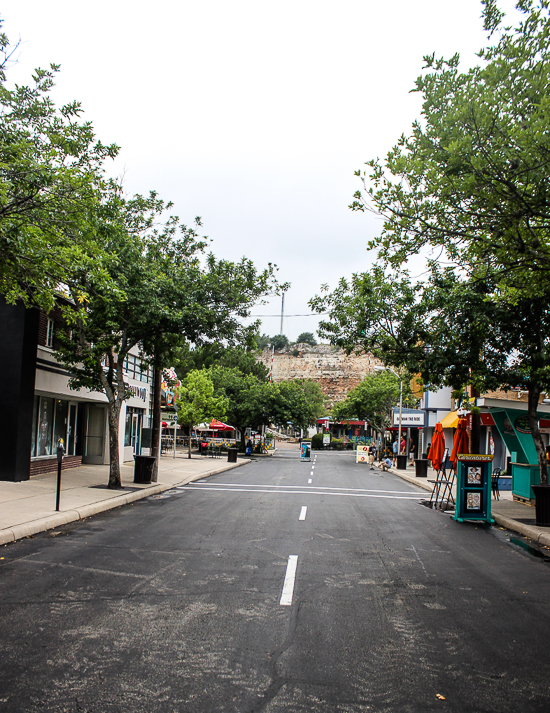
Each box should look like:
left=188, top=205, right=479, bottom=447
left=209, top=419, right=234, bottom=431
left=428, top=422, right=446, bottom=471
left=450, top=417, right=469, bottom=467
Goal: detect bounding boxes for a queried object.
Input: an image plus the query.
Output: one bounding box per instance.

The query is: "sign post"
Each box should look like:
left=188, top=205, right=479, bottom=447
left=453, top=454, right=494, bottom=524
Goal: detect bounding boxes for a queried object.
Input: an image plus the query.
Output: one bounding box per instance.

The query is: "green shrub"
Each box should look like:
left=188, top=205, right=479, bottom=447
left=311, top=432, right=325, bottom=450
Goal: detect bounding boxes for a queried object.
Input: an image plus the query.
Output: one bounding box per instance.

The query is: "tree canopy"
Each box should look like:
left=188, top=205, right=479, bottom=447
left=176, top=370, right=228, bottom=458
left=350, top=0, right=550, bottom=301
left=312, top=0, right=550, bottom=482
left=0, top=24, right=118, bottom=312
left=332, top=370, right=415, bottom=436
left=296, top=332, right=317, bottom=346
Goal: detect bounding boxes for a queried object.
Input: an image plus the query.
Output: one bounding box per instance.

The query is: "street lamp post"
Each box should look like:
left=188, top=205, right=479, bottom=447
left=374, top=365, right=403, bottom=458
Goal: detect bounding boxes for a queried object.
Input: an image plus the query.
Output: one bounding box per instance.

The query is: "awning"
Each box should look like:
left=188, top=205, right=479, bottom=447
left=440, top=411, right=459, bottom=429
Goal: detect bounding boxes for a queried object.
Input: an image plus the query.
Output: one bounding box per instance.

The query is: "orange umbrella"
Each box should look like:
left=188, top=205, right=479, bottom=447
left=450, top=417, right=469, bottom=467
left=428, top=422, right=446, bottom=471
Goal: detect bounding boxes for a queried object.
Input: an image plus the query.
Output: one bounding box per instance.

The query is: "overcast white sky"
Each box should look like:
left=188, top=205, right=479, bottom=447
left=3, top=0, right=520, bottom=341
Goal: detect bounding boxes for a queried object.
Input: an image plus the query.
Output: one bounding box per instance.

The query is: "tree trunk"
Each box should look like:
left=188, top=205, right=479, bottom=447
left=107, top=403, right=122, bottom=489
left=151, top=367, right=162, bottom=481
left=527, top=385, right=548, bottom=485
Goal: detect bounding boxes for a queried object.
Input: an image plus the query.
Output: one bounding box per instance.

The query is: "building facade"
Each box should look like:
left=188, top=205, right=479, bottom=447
left=0, top=297, right=152, bottom=481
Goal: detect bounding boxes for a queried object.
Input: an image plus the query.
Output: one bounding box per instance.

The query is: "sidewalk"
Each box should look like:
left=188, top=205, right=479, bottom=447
left=0, top=453, right=250, bottom=545
left=389, top=462, right=550, bottom=547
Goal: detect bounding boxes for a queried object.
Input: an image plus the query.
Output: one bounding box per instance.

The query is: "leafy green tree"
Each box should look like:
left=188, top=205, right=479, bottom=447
left=296, top=332, right=317, bottom=346
left=254, top=333, right=271, bottom=351
left=350, top=0, right=550, bottom=300
left=56, top=190, right=282, bottom=487
left=0, top=24, right=118, bottom=312
left=316, top=0, right=550, bottom=482
left=271, top=334, right=289, bottom=351
left=176, top=370, right=228, bottom=459
left=174, top=344, right=269, bottom=381
left=210, top=366, right=272, bottom=449
left=332, top=370, right=415, bottom=440
left=271, top=379, right=325, bottom=433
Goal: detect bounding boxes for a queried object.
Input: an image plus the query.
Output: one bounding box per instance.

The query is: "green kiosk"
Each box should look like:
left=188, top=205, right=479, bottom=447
left=453, top=454, right=494, bottom=524
left=484, top=405, right=542, bottom=504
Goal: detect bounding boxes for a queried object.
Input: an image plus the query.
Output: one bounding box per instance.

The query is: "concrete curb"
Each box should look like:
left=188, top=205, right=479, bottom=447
left=0, top=459, right=249, bottom=546
left=387, top=467, right=433, bottom=493
left=492, top=513, right=550, bottom=547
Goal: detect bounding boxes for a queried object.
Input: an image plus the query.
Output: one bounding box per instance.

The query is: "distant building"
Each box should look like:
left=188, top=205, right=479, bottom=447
left=256, top=344, right=382, bottom=406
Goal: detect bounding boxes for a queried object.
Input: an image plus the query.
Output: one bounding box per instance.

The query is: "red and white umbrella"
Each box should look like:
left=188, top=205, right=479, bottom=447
left=209, top=419, right=234, bottom=431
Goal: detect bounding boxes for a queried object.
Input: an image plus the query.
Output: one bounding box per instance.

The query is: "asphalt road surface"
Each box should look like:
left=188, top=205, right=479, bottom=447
left=1, top=451, right=550, bottom=712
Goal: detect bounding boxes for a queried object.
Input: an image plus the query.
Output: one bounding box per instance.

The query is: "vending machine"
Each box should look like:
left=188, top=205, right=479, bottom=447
left=453, top=454, right=494, bottom=524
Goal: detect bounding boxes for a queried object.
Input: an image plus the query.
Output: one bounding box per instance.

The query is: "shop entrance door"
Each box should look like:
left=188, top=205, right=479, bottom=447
left=131, top=412, right=141, bottom=454
left=83, top=405, right=106, bottom=464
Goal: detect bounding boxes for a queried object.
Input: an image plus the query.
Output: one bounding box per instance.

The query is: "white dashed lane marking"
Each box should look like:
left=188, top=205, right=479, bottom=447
left=308, top=479, right=312, bottom=484
left=280, top=555, right=298, bottom=606
left=299, top=506, right=308, bottom=521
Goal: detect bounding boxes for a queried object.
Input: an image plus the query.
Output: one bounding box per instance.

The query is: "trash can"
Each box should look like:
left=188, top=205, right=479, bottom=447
left=415, top=458, right=428, bottom=477
left=227, top=448, right=238, bottom=463
left=134, top=455, right=157, bottom=484
left=396, top=455, right=407, bottom=470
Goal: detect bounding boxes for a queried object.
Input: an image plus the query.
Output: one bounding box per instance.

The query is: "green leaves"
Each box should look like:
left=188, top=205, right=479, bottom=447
left=332, top=370, right=414, bottom=433
left=176, top=370, right=228, bottom=429
left=0, top=22, right=120, bottom=312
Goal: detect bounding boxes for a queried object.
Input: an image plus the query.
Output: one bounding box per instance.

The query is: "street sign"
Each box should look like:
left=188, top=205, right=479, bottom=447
left=392, top=409, right=425, bottom=427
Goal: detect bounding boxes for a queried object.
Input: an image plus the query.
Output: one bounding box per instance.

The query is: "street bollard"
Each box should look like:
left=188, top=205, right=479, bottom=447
left=55, top=438, right=65, bottom=512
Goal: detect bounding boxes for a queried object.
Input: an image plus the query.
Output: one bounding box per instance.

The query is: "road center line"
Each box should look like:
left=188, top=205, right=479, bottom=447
left=308, top=478, right=312, bottom=484
left=299, top=506, right=307, bottom=521
left=280, top=555, right=298, bottom=606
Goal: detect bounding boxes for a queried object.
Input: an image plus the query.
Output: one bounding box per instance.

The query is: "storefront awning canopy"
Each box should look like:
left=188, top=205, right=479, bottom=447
left=440, top=411, right=459, bottom=429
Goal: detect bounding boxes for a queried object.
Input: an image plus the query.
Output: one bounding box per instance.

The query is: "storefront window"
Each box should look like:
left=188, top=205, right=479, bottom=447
left=31, top=396, right=38, bottom=457
left=54, top=400, right=68, bottom=450
left=36, top=397, right=54, bottom=456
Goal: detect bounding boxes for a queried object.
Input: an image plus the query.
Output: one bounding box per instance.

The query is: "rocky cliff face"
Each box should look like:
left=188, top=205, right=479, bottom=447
left=256, top=344, right=382, bottom=406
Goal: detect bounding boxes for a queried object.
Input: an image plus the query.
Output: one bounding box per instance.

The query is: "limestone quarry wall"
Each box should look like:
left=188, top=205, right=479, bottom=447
left=256, top=345, right=382, bottom=406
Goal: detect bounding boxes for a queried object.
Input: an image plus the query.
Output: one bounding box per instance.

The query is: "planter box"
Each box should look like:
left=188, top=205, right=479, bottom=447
left=511, top=462, right=540, bottom=504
